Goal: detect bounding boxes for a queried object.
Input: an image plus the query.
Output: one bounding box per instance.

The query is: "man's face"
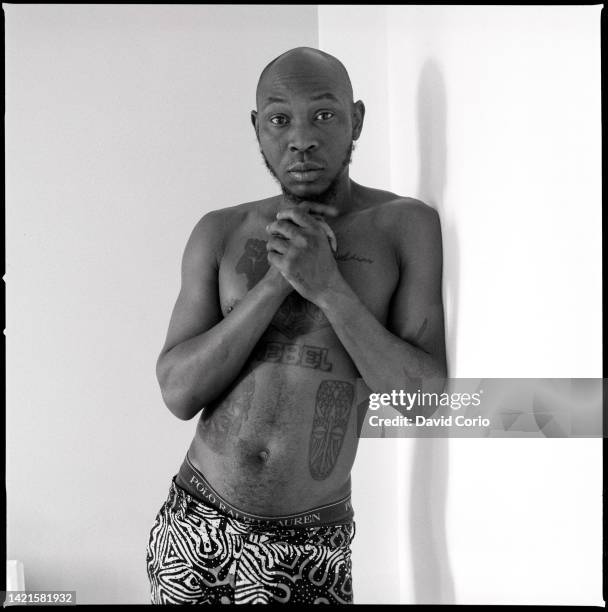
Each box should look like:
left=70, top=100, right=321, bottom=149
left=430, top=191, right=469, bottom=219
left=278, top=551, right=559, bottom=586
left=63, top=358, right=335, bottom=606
left=252, top=57, right=363, bottom=203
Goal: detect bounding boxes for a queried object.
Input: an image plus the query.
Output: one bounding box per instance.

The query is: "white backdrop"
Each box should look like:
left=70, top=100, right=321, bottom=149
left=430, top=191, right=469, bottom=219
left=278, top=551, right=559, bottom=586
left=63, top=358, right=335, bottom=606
left=6, top=4, right=602, bottom=606
left=319, top=5, right=602, bottom=605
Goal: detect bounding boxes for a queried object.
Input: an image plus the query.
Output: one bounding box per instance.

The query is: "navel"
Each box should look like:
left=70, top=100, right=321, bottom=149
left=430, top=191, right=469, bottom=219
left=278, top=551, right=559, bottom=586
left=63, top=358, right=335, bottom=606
left=257, top=449, right=270, bottom=463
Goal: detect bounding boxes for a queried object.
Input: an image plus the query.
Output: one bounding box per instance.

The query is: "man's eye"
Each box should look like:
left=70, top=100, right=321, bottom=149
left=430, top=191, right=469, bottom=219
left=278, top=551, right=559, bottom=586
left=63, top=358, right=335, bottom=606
left=270, top=115, right=289, bottom=126
left=315, top=111, right=335, bottom=121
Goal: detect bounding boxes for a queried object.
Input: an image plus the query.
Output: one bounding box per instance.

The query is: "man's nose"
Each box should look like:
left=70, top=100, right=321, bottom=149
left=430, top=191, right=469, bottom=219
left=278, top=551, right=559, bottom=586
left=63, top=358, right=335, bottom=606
left=287, top=123, right=319, bottom=153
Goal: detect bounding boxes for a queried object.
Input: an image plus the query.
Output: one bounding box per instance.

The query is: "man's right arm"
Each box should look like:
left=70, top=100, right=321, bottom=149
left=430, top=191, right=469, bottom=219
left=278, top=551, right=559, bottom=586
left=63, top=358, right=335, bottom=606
left=156, top=210, right=290, bottom=420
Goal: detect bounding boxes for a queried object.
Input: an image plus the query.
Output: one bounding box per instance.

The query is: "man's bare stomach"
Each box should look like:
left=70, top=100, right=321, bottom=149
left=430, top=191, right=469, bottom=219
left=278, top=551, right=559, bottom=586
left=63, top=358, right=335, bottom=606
left=187, top=327, right=367, bottom=516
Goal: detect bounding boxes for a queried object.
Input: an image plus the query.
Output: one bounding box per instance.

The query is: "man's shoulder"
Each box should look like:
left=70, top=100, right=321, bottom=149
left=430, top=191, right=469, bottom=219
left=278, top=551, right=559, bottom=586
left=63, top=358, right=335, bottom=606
left=355, top=188, right=442, bottom=265
left=184, top=196, right=278, bottom=265
left=357, top=186, right=439, bottom=229
left=384, top=197, right=440, bottom=235
left=190, top=195, right=279, bottom=241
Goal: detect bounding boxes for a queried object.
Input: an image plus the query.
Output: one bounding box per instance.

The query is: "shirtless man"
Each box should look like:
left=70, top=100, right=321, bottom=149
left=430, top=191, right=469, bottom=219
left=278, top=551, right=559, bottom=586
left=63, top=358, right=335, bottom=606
left=146, top=47, right=447, bottom=605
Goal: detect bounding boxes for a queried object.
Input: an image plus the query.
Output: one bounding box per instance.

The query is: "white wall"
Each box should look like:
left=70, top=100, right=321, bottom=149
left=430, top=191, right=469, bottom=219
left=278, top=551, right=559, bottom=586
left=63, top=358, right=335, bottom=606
left=5, top=5, right=318, bottom=604
left=320, top=5, right=602, bottom=605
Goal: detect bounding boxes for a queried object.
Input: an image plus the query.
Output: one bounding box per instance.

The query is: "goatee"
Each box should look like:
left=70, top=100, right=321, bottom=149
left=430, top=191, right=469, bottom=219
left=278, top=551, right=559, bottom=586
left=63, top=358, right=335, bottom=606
left=259, top=142, right=355, bottom=206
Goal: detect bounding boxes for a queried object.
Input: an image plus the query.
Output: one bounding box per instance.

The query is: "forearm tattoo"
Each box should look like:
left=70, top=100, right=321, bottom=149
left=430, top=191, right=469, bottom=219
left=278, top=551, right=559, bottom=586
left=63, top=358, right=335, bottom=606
left=413, top=317, right=428, bottom=345
left=252, top=340, right=333, bottom=371
left=309, top=380, right=354, bottom=480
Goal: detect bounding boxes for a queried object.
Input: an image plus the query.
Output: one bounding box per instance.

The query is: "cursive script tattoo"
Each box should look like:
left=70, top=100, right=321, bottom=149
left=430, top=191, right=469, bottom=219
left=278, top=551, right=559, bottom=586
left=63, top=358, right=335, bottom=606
left=198, top=374, right=255, bottom=454
left=309, top=380, right=354, bottom=480
left=252, top=340, right=333, bottom=371
left=335, top=251, right=373, bottom=264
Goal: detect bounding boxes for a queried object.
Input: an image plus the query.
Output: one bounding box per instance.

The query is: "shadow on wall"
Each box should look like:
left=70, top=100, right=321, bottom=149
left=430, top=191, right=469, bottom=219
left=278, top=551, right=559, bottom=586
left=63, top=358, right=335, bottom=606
left=409, top=58, right=457, bottom=605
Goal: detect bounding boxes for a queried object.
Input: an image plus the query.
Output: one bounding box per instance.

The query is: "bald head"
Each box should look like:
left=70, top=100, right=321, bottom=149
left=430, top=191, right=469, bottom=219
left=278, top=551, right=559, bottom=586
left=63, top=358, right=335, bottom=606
left=255, top=47, right=353, bottom=109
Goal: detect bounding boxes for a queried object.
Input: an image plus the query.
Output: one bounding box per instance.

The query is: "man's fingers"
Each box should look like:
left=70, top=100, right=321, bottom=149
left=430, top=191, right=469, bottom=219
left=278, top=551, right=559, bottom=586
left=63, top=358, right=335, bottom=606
left=271, top=211, right=337, bottom=252
left=266, top=220, right=301, bottom=241
left=267, top=250, right=286, bottom=270
left=266, top=236, right=289, bottom=254
left=275, top=208, right=317, bottom=229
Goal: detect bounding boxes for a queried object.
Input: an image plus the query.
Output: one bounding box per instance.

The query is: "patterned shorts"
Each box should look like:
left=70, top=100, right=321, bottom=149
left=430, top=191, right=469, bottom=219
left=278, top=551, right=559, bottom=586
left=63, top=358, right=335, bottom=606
left=146, top=477, right=356, bottom=605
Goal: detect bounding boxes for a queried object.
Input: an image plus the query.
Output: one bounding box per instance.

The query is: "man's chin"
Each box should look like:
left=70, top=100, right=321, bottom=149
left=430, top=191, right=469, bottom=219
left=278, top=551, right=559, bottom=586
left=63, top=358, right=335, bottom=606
left=280, top=182, right=335, bottom=205
left=284, top=191, right=320, bottom=204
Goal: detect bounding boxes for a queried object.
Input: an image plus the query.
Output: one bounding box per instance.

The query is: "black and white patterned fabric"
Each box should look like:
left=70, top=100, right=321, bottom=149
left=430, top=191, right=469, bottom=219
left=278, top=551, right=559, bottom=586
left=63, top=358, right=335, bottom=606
left=146, top=477, right=356, bottom=605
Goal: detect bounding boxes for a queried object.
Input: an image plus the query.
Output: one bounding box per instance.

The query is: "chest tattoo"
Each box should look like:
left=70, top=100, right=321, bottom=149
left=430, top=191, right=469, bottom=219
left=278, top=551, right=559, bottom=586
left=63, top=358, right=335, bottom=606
left=234, top=238, right=373, bottom=339
left=235, top=238, right=269, bottom=290
left=271, top=293, right=331, bottom=338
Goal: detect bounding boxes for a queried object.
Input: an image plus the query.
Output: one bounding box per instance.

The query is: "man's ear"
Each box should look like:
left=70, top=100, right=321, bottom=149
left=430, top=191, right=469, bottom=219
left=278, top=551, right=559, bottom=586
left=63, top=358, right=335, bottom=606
left=251, top=110, right=258, bottom=131
left=352, top=100, right=365, bottom=141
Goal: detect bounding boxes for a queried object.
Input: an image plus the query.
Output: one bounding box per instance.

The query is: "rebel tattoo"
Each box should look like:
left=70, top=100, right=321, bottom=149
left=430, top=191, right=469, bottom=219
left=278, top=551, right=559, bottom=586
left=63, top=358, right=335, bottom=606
left=252, top=340, right=333, bottom=371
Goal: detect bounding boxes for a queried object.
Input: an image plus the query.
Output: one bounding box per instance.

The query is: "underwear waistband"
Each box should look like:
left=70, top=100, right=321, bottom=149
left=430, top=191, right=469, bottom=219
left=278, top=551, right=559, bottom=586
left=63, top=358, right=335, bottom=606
left=175, top=453, right=354, bottom=528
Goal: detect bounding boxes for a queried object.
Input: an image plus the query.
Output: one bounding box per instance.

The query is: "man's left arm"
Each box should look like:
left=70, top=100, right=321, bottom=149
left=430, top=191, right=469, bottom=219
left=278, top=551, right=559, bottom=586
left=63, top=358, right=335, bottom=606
left=318, top=202, right=447, bottom=395
left=266, top=201, right=447, bottom=395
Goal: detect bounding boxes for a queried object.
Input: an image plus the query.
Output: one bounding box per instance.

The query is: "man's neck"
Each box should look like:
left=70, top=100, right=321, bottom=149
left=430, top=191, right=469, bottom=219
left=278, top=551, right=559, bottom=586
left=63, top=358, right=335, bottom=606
left=280, top=174, right=354, bottom=217
left=325, top=175, right=353, bottom=216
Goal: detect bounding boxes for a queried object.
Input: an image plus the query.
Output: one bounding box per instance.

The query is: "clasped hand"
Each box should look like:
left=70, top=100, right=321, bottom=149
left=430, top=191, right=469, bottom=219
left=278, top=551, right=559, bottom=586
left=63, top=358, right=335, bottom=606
left=265, top=202, right=341, bottom=304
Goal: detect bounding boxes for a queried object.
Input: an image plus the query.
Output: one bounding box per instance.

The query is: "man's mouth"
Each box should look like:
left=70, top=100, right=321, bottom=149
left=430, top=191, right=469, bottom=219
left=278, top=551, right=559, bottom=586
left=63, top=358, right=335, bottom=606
left=287, top=163, right=325, bottom=182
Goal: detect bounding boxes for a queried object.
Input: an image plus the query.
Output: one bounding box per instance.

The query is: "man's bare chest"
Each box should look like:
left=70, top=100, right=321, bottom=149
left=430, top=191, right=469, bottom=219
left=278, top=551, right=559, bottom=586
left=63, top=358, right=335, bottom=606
left=217, top=219, right=400, bottom=327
